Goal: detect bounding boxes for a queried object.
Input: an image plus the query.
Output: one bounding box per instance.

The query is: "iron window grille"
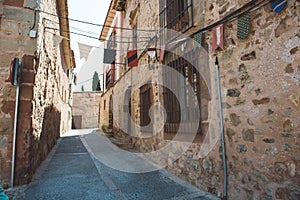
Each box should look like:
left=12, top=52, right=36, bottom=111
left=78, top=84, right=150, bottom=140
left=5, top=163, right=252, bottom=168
left=108, top=95, right=113, bottom=129
left=162, top=43, right=210, bottom=138
left=140, top=84, right=153, bottom=132
left=159, top=0, right=193, bottom=43
left=132, top=27, right=138, bottom=50
left=163, top=50, right=201, bottom=124
left=105, top=69, right=111, bottom=88
left=107, top=31, right=117, bottom=49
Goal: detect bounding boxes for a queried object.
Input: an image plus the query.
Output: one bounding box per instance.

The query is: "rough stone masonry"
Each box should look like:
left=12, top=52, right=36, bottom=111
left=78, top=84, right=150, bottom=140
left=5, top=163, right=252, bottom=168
left=100, top=0, right=300, bottom=199
left=0, top=0, right=73, bottom=186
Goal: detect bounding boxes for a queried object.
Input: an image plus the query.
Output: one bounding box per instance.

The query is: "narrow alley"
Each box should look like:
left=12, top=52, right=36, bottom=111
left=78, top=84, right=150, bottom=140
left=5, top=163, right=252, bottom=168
left=1, top=0, right=299, bottom=199
left=11, top=129, right=218, bottom=200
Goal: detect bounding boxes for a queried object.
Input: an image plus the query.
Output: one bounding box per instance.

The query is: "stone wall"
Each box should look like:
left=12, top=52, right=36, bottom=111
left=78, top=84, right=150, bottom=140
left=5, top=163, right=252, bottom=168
left=100, top=0, right=162, bottom=139
left=72, top=92, right=101, bottom=129
left=100, top=0, right=300, bottom=199
left=100, top=87, right=113, bottom=130
left=168, top=1, right=300, bottom=199
left=0, top=0, right=72, bottom=186
left=0, top=0, right=38, bottom=185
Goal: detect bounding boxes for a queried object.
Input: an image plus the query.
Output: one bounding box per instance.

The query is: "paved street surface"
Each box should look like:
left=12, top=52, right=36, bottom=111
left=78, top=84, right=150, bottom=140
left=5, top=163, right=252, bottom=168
left=21, top=129, right=219, bottom=200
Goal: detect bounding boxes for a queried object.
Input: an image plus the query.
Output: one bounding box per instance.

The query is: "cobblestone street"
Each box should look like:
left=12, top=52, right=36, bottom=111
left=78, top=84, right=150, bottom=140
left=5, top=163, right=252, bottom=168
left=13, top=130, right=218, bottom=200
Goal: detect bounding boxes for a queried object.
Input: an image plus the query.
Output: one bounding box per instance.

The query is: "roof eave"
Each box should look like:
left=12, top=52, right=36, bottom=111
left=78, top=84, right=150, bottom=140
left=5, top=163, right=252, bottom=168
left=99, top=0, right=117, bottom=42
left=57, top=0, right=73, bottom=69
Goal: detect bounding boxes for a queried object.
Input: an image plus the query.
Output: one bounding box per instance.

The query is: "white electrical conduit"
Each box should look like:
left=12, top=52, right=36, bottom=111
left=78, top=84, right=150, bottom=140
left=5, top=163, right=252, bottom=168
left=215, top=56, right=227, bottom=198
left=11, top=62, right=21, bottom=187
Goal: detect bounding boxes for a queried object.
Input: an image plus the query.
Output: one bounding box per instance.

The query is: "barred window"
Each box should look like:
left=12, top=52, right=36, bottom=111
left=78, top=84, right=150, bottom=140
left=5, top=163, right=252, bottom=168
left=140, top=84, right=153, bottom=132
left=107, top=31, right=117, bottom=49
left=132, top=27, right=138, bottom=50
left=109, top=95, right=113, bottom=129
left=159, top=0, right=193, bottom=33
left=162, top=46, right=211, bottom=140
left=105, top=69, right=111, bottom=88
left=163, top=50, right=200, bottom=125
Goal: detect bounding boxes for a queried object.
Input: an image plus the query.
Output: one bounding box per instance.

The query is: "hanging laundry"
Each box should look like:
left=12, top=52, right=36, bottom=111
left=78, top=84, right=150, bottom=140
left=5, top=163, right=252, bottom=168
left=0, top=186, right=9, bottom=200
left=78, top=43, right=93, bottom=60
left=159, top=45, right=166, bottom=62
left=10, top=58, right=21, bottom=86
left=237, top=12, right=251, bottom=40
left=212, top=24, right=224, bottom=52
left=103, top=49, right=116, bottom=64
left=73, top=73, right=77, bottom=85
left=53, top=34, right=63, bottom=46
left=194, top=32, right=202, bottom=48
left=147, top=48, right=156, bottom=58
left=271, top=0, right=287, bottom=13
left=127, top=50, right=138, bottom=67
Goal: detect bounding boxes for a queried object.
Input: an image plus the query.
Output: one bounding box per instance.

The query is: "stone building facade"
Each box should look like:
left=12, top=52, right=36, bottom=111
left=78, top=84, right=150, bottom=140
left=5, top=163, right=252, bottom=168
left=100, top=0, right=300, bottom=199
left=72, top=92, right=101, bottom=129
left=0, top=0, right=74, bottom=186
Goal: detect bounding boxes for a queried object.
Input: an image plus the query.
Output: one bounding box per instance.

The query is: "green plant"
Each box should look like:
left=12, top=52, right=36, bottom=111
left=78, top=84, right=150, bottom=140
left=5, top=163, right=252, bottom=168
left=96, top=80, right=101, bottom=91
left=101, top=124, right=108, bottom=132
left=92, top=71, right=99, bottom=91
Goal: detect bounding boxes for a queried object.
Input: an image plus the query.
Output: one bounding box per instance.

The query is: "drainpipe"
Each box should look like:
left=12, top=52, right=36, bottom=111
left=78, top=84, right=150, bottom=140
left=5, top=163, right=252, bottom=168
left=10, top=59, right=22, bottom=187
left=215, top=56, right=227, bottom=199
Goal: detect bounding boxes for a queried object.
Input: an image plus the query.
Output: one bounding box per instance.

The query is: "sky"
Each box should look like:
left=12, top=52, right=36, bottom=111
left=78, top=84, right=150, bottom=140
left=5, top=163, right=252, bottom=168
left=68, top=0, right=111, bottom=91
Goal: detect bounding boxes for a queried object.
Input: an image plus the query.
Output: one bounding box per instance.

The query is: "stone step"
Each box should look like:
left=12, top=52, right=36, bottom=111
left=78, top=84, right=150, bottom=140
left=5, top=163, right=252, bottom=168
left=104, top=129, right=113, bottom=133
left=201, top=122, right=209, bottom=133
left=115, top=137, right=132, bottom=143
left=109, top=138, right=134, bottom=150
left=104, top=132, right=114, bottom=138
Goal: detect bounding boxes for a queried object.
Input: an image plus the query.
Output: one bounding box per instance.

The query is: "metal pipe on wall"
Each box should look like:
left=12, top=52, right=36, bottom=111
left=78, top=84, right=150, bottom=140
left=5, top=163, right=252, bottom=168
left=11, top=60, right=22, bottom=187
left=215, top=56, right=227, bottom=199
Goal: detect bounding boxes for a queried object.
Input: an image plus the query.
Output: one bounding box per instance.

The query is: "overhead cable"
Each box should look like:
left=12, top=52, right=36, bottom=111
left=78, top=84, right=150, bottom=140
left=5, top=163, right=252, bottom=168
left=25, top=7, right=157, bottom=32
left=43, top=18, right=153, bottom=39
left=38, top=0, right=268, bottom=53
left=75, top=73, right=103, bottom=85
left=193, top=0, right=268, bottom=35
left=44, top=27, right=151, bottom=43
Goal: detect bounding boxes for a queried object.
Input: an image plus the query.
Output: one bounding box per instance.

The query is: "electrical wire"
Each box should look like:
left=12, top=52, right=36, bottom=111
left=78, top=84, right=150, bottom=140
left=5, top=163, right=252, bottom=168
left=37, top=0, right=269, bottom=48
left=62, top=1, right=270, bottom=88
left=193, top=0, right=268, bottom=35
left=71, top=27, right=153, bottom=39
left=40, top=0, right=269, bottom=64
left=29, top=0, right=268, bottom=43
left=226, top=0, right=269, bottom=23
left=75, top=77, right=93, bottom=85
left=249, top=0, right=270, bottom=12
left=44, top=27, right=152, bottom=43
left=30, top=10, right=37, bottom=30
left=44, top=30, right=70, bottom=40
left=43, top=17, right=153, bottom=39
left=70, top=27, right=99, bottom=36
left=25, top=7, right=157, bottom=32
left=45, top=29, right=164, bottom=53
left=138, top=0, right=269, bottom=59
left=75, top=73, right=103, bottom=85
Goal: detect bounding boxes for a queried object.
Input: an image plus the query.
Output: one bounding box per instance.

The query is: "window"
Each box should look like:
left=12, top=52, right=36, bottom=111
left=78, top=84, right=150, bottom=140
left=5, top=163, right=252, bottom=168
left=162, top=44, right=210, bottom=140
left=105, top=69, right=111, bottom=88
left=107, top=31, right=117, bottom=49
left=132, top=26, right=137, bottom=50
left=140, top=84, right=153, bottom=132
left=163, top=52, right=200, bottom=127
left=109, top=95, right=113, bottom=129
left=159, top=0, right=193, bottom=34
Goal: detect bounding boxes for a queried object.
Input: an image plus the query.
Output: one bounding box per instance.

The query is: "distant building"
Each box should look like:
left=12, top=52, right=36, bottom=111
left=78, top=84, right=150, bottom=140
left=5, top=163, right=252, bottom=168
left=74, top=46, right=104, bottom=92
left=72, top=92, right=101, bottom=129
left=0, top=0, right=74, bottom=186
